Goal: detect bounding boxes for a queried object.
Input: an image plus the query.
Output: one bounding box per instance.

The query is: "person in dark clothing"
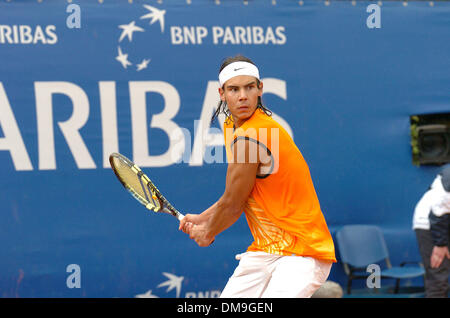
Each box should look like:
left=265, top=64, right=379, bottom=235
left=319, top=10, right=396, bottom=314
left=413, top=165, right=450, bottom=298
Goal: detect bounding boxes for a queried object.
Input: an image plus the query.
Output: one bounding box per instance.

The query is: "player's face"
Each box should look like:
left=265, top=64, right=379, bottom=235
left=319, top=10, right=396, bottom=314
left=219, top=75, right=263, bottom=128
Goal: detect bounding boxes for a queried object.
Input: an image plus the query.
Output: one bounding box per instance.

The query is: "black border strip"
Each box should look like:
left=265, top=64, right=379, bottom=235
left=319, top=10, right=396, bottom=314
left=230, top=136, right=274, bottom=179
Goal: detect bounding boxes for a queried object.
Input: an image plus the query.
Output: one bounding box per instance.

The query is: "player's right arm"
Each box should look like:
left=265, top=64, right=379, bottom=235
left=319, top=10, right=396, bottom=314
left=179, top=138, right=259, bottom=246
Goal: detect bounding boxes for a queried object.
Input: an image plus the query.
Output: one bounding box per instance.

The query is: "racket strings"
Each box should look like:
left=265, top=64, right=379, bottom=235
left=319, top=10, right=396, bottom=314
left=111, top=156, right=161, bottom=211
left=110, top=153, right=183, bottom=219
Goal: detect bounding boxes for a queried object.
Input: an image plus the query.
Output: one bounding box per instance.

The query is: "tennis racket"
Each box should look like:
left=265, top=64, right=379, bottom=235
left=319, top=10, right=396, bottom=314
left=109, top=152, right=184, bottom=221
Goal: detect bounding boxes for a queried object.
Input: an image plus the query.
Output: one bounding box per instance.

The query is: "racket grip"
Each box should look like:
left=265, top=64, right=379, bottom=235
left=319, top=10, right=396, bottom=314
left=177, top=213, right=184, bottom=221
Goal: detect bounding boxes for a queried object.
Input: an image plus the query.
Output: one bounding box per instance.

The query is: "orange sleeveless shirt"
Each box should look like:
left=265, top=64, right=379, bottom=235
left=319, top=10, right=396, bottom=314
left=223, top=109, right=336, bottom=262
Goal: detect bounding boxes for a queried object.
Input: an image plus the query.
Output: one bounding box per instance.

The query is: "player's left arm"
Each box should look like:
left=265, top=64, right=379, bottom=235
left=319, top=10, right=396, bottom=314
left=179, top=138, right=259, bottom=246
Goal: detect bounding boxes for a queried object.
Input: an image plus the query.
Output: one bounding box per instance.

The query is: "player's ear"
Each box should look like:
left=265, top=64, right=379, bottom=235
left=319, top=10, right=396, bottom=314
left=218, top=86, right=226, bottom=102
left=257, top=80, right=263, bottom=96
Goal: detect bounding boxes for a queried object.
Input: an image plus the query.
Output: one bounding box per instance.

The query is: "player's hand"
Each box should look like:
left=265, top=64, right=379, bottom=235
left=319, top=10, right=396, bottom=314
left=189, top=223, right=215, bottom=247
left=179, top=214, right=214, bottom=247
left=179, top=213, right=200, bottom=233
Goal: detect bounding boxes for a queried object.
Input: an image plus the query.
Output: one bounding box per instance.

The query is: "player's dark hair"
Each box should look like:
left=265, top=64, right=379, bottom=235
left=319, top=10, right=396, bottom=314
left=211, top=54, right=272, bottom=124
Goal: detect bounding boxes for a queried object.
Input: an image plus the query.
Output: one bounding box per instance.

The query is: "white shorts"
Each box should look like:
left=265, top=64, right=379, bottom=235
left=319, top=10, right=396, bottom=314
left=219, top=251, right=332, bottom=298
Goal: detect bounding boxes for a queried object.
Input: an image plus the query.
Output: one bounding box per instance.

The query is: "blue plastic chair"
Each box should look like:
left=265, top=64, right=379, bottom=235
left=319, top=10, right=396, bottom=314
left=335, top=225, right=425, bottom=294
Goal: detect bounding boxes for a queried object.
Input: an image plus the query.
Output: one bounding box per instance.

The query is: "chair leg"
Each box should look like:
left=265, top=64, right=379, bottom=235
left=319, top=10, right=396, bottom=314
left=394, top=279, right=400, bottom=293
left=347, top=278, right=352, bottom=294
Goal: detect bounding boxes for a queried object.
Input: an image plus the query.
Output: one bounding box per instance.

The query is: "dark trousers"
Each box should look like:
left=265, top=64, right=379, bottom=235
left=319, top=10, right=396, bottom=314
left=415, top=229, right=450, bottom=298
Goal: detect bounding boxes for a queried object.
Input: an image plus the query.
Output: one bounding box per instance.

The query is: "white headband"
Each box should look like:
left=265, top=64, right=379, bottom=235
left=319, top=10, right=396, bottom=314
left=218, top=61, right=260, bottom=87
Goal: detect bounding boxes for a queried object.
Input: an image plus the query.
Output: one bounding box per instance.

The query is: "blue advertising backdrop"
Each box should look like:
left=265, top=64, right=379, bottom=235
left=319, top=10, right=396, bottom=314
left=0, top=0, right=449, bottom=297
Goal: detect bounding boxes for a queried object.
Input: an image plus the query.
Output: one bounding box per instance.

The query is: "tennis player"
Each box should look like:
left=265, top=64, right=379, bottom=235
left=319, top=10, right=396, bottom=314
left=179, top=55, right=336, bottom=298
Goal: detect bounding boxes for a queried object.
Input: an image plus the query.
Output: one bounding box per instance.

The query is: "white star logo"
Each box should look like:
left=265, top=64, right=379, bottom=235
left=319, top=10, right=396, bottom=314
left=118, top=20, right=144, bottom=42
left=135, top=289, right=159, bottom=298
left=157, top=272, right=184, bottom=298
left=136, top=58, right=151, bottom=72
left=115, top=46, right=132, bottom=69
left=114, top=5, right=166, bottom=71
left=140, top=4, right=166, bottom=33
